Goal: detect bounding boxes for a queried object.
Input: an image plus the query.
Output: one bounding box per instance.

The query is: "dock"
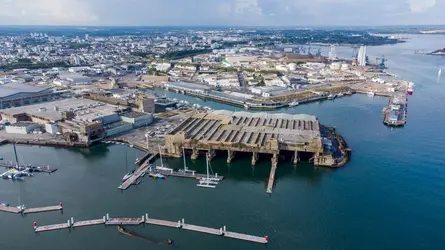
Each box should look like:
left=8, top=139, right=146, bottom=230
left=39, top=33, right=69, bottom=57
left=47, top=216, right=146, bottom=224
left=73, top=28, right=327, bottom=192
left=118, top=154, right=158, bottom=190
left=149, top=169, right=224, bottom=181
left=106, top=217, right=145, bottom=225
left=35, top=223, right=70, bottom=232
left=73, top=219, right=105, bottom=228
left=34, top=214, right=269, bottom=244
left=0, top=205, right=21, bottom=214
left=23, top=205, right=63, bottom=214
left=1, top=203, right=63, bottom=214
left=266, top=154, right=278, bottom=194
left=0, top=162, right=57, bottom=173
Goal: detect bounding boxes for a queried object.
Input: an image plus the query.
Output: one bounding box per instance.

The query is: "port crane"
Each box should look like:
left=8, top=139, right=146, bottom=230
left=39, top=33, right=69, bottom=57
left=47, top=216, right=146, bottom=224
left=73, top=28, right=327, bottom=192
left=376, top=56, right=387, bottom=68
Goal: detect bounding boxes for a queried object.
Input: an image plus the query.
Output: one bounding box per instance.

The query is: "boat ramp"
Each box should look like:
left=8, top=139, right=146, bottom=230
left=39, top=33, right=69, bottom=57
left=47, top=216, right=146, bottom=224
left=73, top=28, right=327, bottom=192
left=34, top=214, right=268, bottom=244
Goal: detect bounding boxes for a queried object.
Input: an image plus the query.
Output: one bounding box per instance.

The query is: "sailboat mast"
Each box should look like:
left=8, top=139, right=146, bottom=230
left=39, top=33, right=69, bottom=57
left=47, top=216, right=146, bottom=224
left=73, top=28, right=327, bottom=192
left=159, top=145, right=164, bottom=167
left=183, top=147, right=187, bottom=171
left=206, top=153, right=210, bottom=179
left=13, top=144, right=19, bottom=168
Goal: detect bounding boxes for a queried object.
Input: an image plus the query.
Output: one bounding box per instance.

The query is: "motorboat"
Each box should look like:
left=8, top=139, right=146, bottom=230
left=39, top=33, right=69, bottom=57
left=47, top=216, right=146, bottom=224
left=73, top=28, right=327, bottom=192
left=288, top=101, right=299, bottom=107
left=327, top=94, right=336, bottom=100
left=0, top=201, right=9, bottom=207
left=367, top=91, right=375, bottom=97
left=149, top=173, right=165, bottom=179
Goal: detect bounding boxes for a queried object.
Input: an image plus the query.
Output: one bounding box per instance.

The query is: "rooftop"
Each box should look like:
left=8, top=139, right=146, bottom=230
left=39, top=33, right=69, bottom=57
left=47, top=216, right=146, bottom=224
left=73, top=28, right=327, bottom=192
left=167, top=110, right=321, bottom=151
left=1, top=98, right=127, bottom=123
left=0, top=83, right=51, bottom=98
left=121, top=111, right=150, bottom=118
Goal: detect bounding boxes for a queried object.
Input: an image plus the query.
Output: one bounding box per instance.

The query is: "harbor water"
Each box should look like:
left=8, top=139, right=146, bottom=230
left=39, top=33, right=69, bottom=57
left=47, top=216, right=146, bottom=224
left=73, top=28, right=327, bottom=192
left=1, top=34, right=445, bottom=249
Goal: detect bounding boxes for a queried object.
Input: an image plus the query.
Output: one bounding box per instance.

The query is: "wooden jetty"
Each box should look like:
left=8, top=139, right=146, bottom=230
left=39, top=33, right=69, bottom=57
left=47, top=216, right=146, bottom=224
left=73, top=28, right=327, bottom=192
left=118, top=154, right=158, bottom=190
left=106, top=217, right=145, bottom=225
left=23, top=205, right=63, bottom=214
left=266, top=155, right=278, bottom=194
left=35, top=222, right=70, bottom=232
left=145, top=218, right=180, bottom=228
left=34, top=214, right=269, bottom=244
left=73, top=219, right=105, bottom=228
left=1, top=203, right=63, bottom=214
left=0, top=206, right=21, bottom=214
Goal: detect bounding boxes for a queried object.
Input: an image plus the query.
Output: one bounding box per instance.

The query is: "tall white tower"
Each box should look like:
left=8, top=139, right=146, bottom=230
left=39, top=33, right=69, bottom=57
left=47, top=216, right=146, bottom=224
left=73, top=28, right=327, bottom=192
left=328, top=45, right=337, bottom=60
left=357, top=46, right=367, bottom=66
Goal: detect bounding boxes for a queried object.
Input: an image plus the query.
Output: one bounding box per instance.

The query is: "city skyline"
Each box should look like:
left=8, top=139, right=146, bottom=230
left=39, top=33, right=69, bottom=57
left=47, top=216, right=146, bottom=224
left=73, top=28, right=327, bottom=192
left=0, top=0, right=444, bottom=26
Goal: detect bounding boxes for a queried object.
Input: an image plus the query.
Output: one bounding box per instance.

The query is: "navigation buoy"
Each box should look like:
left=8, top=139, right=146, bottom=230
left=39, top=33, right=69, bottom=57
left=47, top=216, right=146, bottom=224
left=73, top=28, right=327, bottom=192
left=33, top=222, right=37, bottom=230
left=265, top=236, right=269, bottom=243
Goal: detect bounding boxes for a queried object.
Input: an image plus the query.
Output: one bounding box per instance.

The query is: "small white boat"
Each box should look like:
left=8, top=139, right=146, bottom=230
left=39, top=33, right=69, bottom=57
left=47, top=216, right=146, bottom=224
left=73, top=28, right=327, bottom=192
left=327, top=94, right=336, bottom=100
left=197, top=182, right=216, bottom=188
left=288, top=101, right=299, bottom=107
left=337, top=93, right=344, bottom=97
left=197, top=154, right=219, bottom=189
left=198, top=178, right=219, bottom=185
left=122, top=171, right=134, bottom=182
left=244, top=104, right=250, bottom=110
left=367, top=91, right=375, bottom=97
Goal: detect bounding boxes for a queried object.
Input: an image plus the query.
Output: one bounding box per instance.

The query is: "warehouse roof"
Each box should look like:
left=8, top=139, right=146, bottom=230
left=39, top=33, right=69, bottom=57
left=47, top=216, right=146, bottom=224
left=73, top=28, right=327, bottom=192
left=0, top=83, right=51, bottom=98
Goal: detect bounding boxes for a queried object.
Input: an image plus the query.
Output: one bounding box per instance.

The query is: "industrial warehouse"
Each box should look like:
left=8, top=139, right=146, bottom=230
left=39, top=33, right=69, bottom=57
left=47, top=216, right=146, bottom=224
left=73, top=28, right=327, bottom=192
left=163, top=110, right=349, bottom=193
left=0, top=83, right=53, bottom=109
left=164, top=110, right=347, bottom=167
left=0, top=98, right=153, bottom=145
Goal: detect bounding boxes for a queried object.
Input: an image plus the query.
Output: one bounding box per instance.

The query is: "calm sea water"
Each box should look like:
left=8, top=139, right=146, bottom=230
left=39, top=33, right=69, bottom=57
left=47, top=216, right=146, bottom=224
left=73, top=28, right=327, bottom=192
left=1, top=34, right=445, bottom=250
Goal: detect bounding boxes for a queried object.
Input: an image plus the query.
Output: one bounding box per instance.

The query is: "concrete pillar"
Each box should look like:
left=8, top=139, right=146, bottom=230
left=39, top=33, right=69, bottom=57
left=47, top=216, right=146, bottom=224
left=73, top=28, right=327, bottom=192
left=207, top=149, right=216, bottom=161
left=227, top=150, right=235, bottom=164
left=251, top=152, right=258, bottom=166
left=191, top=148, right=199, bottom=160
left=293, top=150, right=300, bottom=165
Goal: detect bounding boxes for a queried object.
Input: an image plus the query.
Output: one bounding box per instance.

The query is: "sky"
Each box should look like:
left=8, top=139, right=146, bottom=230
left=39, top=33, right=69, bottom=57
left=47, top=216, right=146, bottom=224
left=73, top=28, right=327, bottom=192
left=0, top=0, right=444, bottom=26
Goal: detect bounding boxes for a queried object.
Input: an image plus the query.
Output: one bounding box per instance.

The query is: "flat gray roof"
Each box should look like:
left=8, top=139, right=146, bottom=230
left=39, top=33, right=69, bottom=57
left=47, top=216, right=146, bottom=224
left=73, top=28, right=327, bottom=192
left=1, top=98, right=126, bottom=123
left=0, top=83, right=51, bottom=98
left=166, top=81, right=211, bottom=91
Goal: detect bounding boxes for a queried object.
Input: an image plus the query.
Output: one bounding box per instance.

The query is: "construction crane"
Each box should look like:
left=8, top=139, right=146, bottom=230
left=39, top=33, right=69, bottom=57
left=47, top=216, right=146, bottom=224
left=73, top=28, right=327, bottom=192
left=376, top=55, right=387, bottom=69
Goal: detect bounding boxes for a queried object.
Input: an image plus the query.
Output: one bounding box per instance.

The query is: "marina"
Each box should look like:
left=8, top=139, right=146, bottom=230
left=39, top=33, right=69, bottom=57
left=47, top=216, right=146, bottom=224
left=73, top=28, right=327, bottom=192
left=34, top=214, right=269, bottom=244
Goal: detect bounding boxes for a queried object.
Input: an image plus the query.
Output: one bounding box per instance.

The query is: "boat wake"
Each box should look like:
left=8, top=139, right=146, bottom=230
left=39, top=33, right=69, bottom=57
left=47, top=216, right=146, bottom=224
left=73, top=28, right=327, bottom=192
left=117, top=226, right=173, bottom=245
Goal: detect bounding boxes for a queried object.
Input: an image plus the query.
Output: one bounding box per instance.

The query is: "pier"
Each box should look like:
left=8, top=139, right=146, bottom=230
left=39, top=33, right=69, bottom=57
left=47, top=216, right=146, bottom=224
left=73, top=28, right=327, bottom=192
left=148, top=168, right=224, bottom=181
left=1, top=203, right=63, bottom=214
left=383, top=89, right=408, bottom=127
left=118, top=153, right=157, bottom=190
left=266, top=154, right=278, bottom=194
left=34, top=214, right=268, bottom=244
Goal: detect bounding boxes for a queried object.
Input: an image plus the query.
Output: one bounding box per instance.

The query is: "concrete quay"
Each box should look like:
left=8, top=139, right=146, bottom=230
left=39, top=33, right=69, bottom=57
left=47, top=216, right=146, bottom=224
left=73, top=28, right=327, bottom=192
left=163, top=110, right=350, bottom=193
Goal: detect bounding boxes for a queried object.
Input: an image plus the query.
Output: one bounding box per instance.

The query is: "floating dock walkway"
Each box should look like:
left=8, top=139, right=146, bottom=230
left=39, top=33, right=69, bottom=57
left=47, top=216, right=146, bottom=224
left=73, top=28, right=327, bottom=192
left=118, top=154, right=157, bottom=190
left=149, top=169, right=224, bottom=181
left=0, top=162, right=57, bottom=173
left=34, top=214, right=268, bottom=244
left=0, top=203, right=63, bottom=214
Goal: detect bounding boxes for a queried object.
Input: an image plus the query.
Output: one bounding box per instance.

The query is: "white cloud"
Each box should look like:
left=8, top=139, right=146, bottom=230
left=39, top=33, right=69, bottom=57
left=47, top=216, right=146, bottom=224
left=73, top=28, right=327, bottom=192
left=0, top=0, right=444, bottom=26
left=0, top=0, right=98, bottom=25
left=408, top=0, right=436, bottom=12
